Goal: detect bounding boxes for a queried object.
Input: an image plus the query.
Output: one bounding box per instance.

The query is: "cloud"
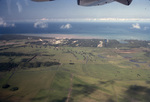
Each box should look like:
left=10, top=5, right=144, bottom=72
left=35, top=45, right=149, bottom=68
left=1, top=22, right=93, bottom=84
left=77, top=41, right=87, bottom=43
left=40, top=18, right=48, bottom=21
left=34, top=21, right=48, bottom=28
left=16, top=2, right=22, bottom=13
left=60, top=24, right=72, bottom=29
left=131, top=23, right=141, bottom=29
left=131, top=23, right=149, bottom=30
left=0, top=17, right=15, bottom=27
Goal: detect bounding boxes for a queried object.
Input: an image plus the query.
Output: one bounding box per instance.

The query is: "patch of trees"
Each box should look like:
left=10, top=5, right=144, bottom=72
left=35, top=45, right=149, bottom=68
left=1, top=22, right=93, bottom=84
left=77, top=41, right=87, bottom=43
left=21, top=58, right=30, bottom=62
left=69, top=63, right=74, bottom=65
left=64, top=39, right=134, bottom=48
left=126, top=40, right=149, bottom=48
left=20, top=61, right=60, bottom=68
left=10, top=87, right=19, bottom=91
left=104, top=40, right=150, bottom=48
left=41, top=54, right=55, bottom=56
left=0, top=52, right=54, bottom=57
left=20, top=62, right=41, bottom=68
left=27, top=41, right=43, bottom=45
left=14, top=45, right=27, bottom=48
left=26, top=41, right=49, bottom=45
left=66, top=39, right=100, bottom=47
left=0, top=52, right=34, bottom=56
left=0, top=48, right=9, bottom=51
left=0, top=61, right=60, bottom=71
left=105, top=40, right=121, bottom=48
left=0, top=34, right=52, bottom=40
left=89, top=53, right=94, bottom=57
left=145, top=51, right=150, bottom=57
left=129, top=59, right=147, bottom=63
left=0, top=34, right=29, bottom=40
left=0, top=44, right=14, bottom=48
left=43, top=62, right=60, bottom=66
left=124, top=85, right=150, bottom=102
left=2, top=84, right=19, bottom=91
left=0, top=63, right=18, bottom=71
left=73, top=84, right=98, bottom=96
left=2, top=84, right=10, bottom=89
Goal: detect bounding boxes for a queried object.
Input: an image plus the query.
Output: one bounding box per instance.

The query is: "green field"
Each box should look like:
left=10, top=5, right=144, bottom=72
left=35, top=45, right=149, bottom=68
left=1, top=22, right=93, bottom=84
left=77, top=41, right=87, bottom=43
left=0, top=35, right=150, bottom=102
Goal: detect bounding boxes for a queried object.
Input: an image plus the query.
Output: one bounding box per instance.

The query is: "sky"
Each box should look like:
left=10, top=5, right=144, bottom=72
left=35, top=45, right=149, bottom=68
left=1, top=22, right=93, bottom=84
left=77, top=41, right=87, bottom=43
left=0, top=0, right=150, bottom=22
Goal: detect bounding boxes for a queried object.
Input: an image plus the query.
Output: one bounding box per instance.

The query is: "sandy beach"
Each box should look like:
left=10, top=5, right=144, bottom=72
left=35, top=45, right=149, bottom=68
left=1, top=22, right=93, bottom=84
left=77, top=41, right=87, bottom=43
left=25, top=34, right=102, bottom=39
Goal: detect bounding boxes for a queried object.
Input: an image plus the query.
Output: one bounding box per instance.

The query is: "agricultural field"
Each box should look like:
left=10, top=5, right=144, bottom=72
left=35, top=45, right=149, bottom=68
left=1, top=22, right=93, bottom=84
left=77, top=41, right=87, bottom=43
left=0, top=34, right=150, bottom=102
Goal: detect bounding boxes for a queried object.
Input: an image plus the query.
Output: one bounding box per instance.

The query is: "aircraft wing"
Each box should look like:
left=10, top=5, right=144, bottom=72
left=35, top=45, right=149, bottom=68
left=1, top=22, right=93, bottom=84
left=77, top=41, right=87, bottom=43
left=31, top=0, right=132, bottom=6
left=115, top=0, right=132, bottom=5
left=32, top=0, right=54, bottom=2
left=78, top=0, right=132, bottom=6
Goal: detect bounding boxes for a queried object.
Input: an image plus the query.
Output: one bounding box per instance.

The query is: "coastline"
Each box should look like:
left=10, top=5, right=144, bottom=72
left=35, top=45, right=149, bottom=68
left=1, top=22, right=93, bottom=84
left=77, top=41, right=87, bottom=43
left=21, top=34, right=150, bottom=41
left=22, top=34, right=103, bottom=39
left=0, top=33, right=150, bottom=41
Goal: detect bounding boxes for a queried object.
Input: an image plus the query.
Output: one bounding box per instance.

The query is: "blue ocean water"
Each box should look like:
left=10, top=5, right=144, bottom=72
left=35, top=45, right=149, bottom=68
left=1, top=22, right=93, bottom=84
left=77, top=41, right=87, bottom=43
left=0, top=22, right=150, bottom=40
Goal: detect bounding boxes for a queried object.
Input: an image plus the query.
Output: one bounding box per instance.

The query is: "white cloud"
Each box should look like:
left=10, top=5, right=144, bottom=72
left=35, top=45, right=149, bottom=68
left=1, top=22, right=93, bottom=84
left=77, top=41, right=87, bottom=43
left=34, top=21, right=48, bottom=28
left=40, top=18, right=48, bottom=21
left=32, top=18, right=150, bottom=22
left=131, top=23, right=141, bottom=29
left=16, top=2, right=22, bottom=13
left=60, top=24, right=72, bottom=29
left=0, top=17, right=15, bottom=27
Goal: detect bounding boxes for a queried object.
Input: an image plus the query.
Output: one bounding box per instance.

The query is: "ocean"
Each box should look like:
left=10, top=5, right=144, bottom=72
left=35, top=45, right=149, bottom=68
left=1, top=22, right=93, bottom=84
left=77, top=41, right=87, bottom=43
left=0, top=22, right=150, bottom=40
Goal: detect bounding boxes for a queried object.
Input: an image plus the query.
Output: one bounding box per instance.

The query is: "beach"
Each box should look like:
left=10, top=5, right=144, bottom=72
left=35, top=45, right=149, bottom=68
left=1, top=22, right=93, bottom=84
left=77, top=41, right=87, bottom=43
left=24, top=34, right=102, bottom=39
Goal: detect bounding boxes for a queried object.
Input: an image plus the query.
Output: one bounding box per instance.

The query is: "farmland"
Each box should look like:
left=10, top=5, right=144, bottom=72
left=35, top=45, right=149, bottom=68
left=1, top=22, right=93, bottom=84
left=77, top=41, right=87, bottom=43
left=0, top=34, right=150, bottom=102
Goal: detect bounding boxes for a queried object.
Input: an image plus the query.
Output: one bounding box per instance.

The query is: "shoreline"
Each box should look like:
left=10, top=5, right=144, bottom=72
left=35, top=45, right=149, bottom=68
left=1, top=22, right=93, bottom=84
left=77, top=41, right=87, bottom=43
left=22, top=34, right=150, bottom=41
left=0, top=34, right=150, bottom=41
left=22, top=34, right=103, bottom=39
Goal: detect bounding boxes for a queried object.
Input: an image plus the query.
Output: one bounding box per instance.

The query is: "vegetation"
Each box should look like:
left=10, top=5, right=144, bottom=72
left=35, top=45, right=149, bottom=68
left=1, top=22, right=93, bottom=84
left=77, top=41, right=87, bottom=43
left=0, top=61, right=60, bottom=71
left=0, top=63, right=18, bottom=71
left=2, top=84, right=10, bottom=89
left=145, top=51, right=150, bottom=57
left=0, top=52, right=33, bottom=56
left=10, top=87, right=19, bottom=91
left=0, top=34, right=150, bottom=102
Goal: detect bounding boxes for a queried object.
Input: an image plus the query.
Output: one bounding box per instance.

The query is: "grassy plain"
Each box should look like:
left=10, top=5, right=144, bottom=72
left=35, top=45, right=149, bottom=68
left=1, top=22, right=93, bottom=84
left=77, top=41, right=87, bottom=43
left=0, top=35, right=150, bottom=102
